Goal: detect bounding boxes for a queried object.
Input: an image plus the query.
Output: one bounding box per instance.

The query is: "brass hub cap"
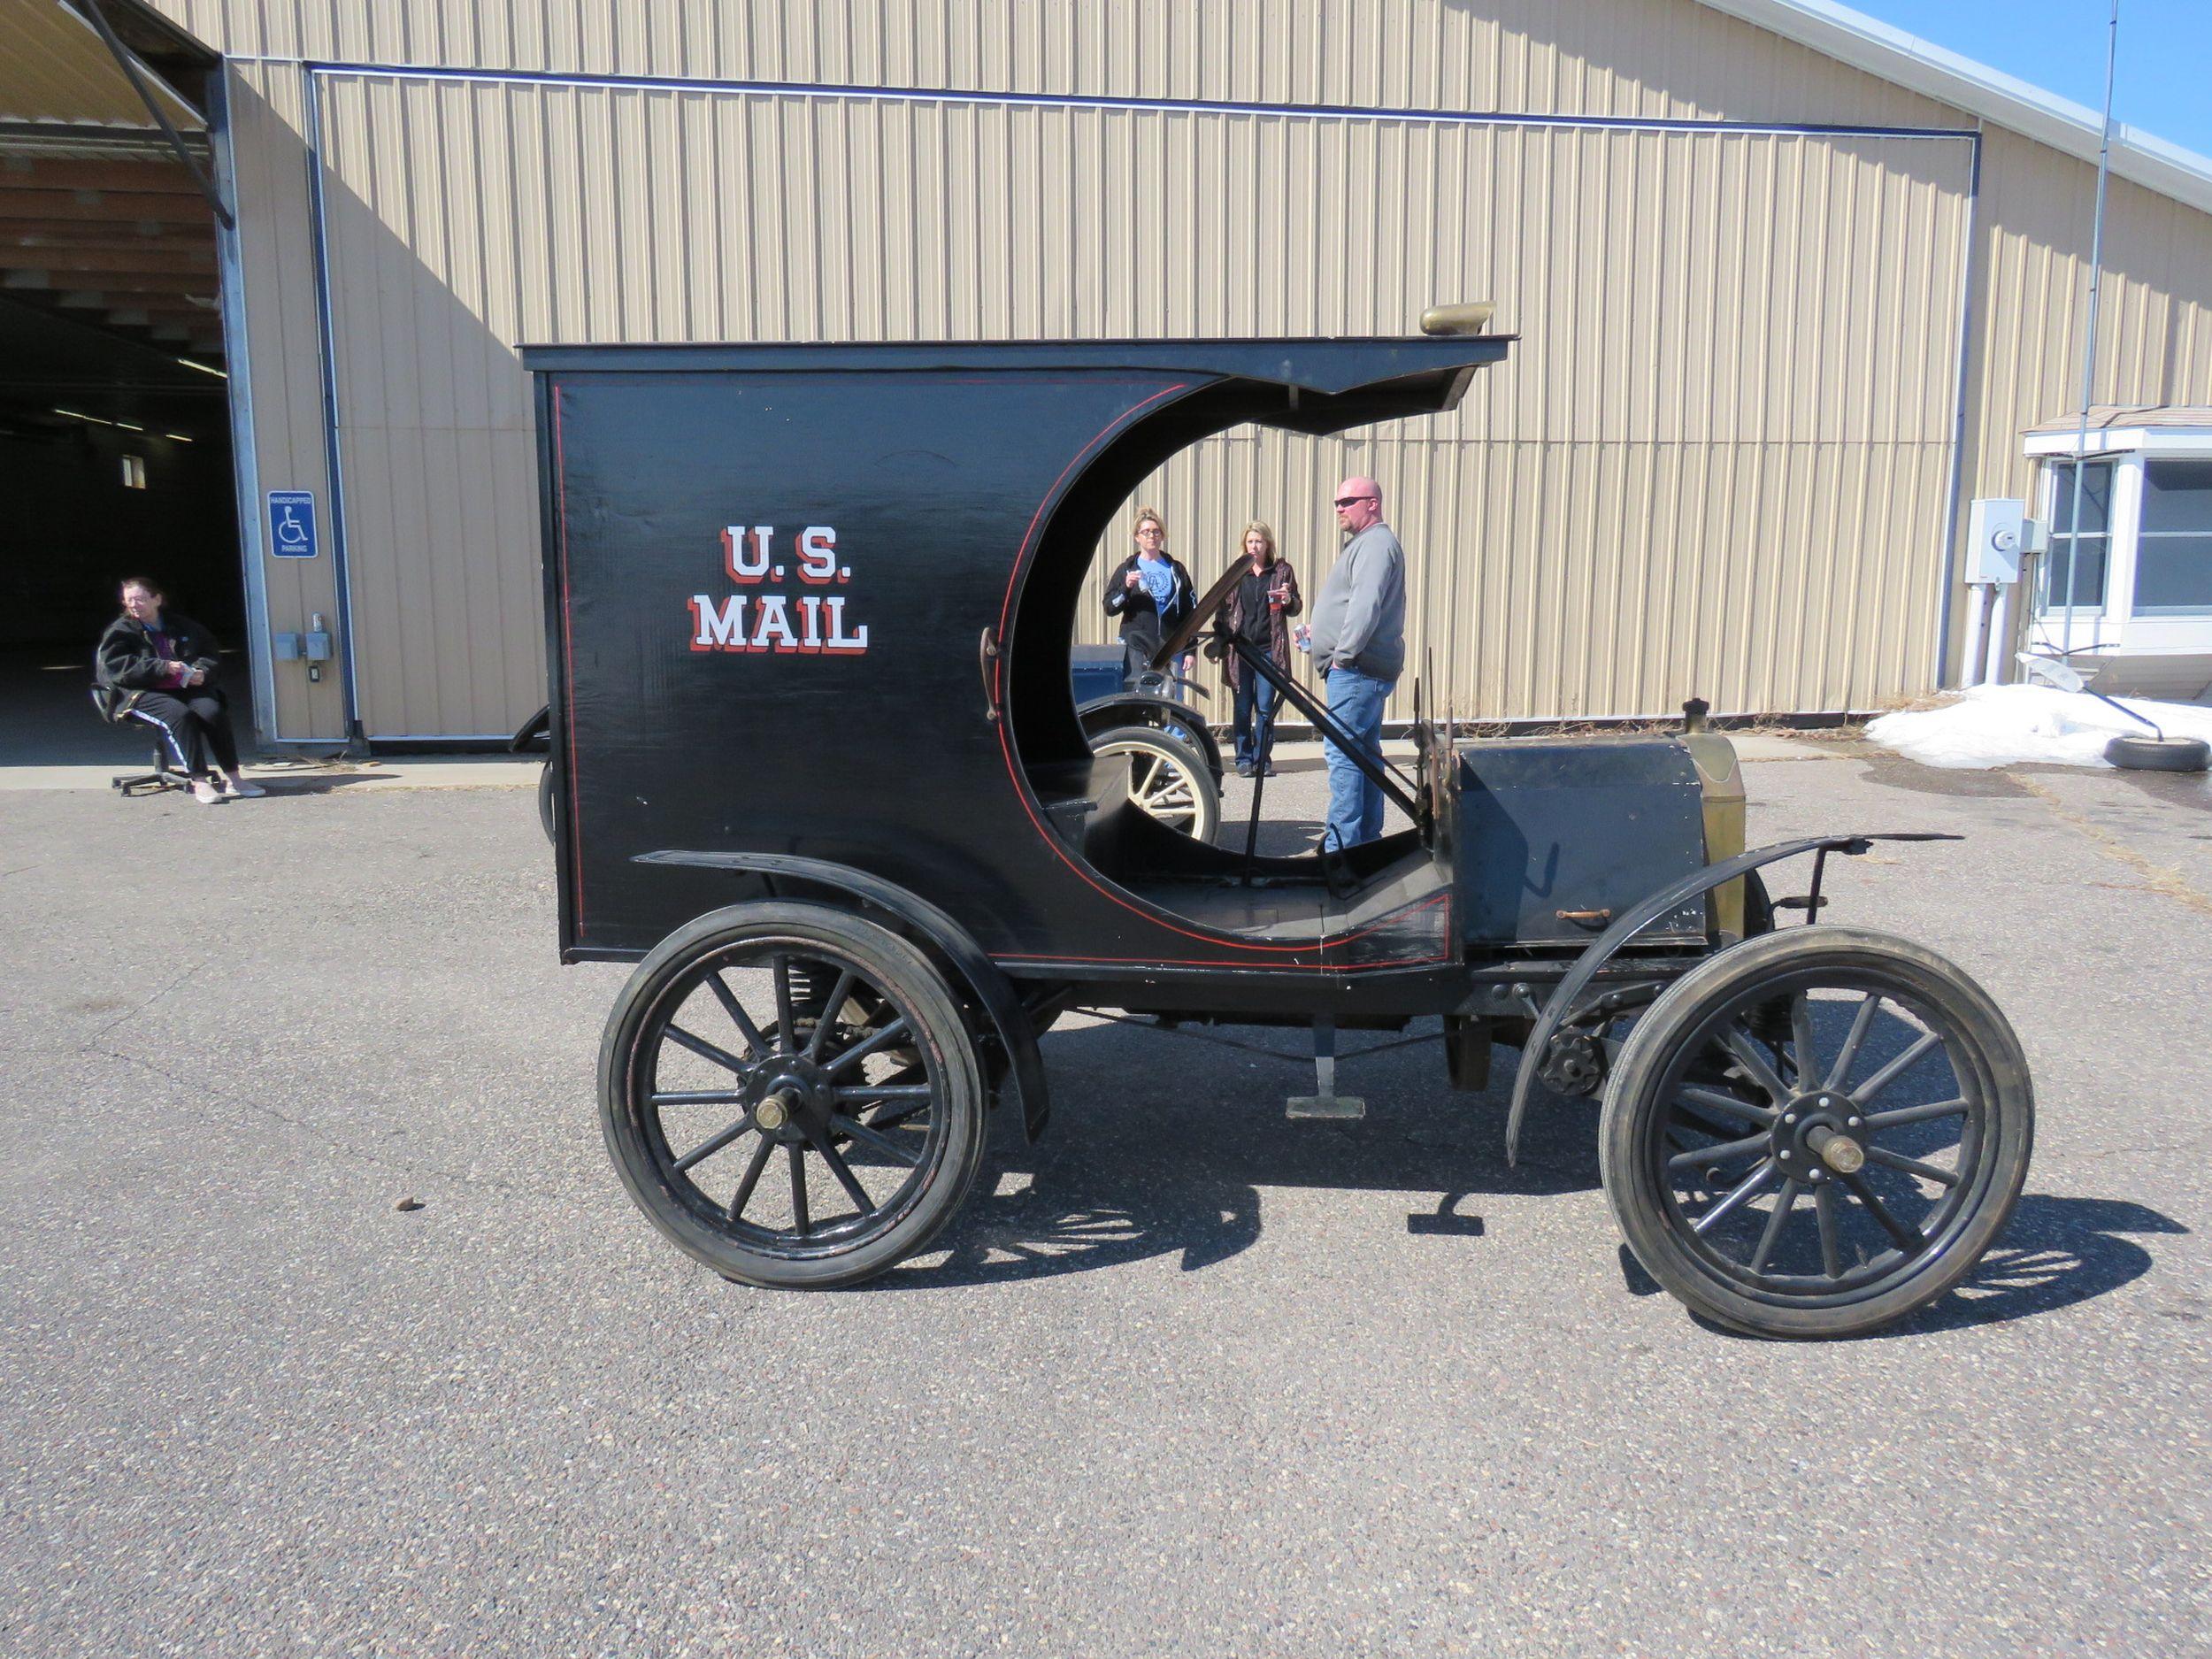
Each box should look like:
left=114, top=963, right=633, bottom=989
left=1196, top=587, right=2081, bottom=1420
left=1810, top=1127, right=1866, bottom=1173
left=754, top=1092, right=794, bottom=1132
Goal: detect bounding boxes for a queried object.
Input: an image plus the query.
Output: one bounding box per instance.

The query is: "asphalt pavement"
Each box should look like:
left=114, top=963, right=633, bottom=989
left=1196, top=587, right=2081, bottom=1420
left=3, top=737, right=2208, bottom=1657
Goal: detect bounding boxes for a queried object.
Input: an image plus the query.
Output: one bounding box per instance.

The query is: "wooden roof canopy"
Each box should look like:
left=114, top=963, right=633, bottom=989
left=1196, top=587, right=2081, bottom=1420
left=0, top=150, right=221, bottom=358
left=0, top=1, right=224, bottom=366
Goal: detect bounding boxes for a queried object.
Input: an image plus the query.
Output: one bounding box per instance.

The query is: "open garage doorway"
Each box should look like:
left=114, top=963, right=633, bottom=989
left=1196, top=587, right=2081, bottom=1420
left=0, top=1, right=240, bottom=769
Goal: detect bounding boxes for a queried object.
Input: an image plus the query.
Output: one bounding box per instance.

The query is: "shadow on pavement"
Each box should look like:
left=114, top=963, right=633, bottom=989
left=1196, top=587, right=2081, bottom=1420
left=1896, top=1193, right=2186, bottom=1333
left=869, top=1018, right=1600, bottom=1290
left=1618, top=1194, right=2184, bottom=1338
left=881, top=1006, right=2182, bottom=1321
left=241, top=773, right=402, bottom=796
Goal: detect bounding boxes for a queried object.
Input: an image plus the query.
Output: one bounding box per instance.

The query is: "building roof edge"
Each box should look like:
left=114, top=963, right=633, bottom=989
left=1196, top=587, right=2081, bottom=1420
left=1694, top=0, right=2212, bottom=217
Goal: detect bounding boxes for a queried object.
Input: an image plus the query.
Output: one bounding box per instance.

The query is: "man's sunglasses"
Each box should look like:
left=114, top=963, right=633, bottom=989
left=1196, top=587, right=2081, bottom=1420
left=1333, top=495, right=1377, bottom=509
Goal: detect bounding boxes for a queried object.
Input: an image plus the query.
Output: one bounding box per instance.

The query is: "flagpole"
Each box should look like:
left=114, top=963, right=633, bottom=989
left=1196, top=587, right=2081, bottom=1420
left=2058, top=0, right=2119, bottom=658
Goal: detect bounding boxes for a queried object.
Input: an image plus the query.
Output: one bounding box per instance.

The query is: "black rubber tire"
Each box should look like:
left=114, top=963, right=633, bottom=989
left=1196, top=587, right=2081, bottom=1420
left=599, top=902, right=987, bottom=1289
left=1600, top=926, right=2032, bottom=1340
left=537, top=758, right=557, bottom=844
left=2106, top=733, right=2210, bottom=772
left=1154, top=710, right=1223, bottom=781
left=1092, top=725, right=1223, bottom=842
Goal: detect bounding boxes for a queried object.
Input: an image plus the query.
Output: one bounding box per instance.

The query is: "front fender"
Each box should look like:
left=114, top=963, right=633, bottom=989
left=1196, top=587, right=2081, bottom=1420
left=1502, top=832, right=1958, bottom=1164
left=633, top=850, right=1051, bottom=1141
left=511, top=702, right=551, bottom=751
left=1078, top=693, right=1225, bottom=781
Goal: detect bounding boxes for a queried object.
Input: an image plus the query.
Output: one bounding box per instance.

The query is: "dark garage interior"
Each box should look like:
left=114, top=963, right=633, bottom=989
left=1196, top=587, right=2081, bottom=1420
left=1, top=126, right=240, bottom=764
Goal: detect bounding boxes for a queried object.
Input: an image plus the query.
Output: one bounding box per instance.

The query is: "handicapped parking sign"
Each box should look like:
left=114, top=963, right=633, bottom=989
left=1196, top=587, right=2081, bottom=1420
left=267, top=490, right=319, bottom=559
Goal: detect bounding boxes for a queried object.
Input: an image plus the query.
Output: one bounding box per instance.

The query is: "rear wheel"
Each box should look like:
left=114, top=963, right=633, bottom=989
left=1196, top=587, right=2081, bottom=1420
left=1600, top=926, right=2032, bottom=1339
left=599, top=902, right=987, bottom=1288
left=1092, top=725, right=1222, bottom=841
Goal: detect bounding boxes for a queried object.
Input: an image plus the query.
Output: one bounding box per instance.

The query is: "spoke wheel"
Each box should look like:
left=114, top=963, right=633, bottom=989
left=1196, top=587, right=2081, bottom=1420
left=1091, top=726, right=1221, bottom=841
left=1600, top=926, right=2032, bottom=1339
left=599, top=902, right=987, bottom=1288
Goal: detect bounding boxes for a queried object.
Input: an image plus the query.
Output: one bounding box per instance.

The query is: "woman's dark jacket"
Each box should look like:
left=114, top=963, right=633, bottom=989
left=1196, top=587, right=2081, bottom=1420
left=1102, top=551, right=1197, bottom=664
left=1218, top=555, right=1303, bottom=690
left=94, top=611, right=221, bottom=720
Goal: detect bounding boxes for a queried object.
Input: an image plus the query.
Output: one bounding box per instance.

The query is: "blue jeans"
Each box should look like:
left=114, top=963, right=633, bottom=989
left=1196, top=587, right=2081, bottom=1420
left=1232, top=670, right=1279, bottom=769
left=1322, top=664, right=1392, bottom=849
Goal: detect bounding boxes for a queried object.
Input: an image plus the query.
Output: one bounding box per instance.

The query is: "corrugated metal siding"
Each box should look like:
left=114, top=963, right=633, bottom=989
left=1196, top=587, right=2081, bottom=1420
left=158, top=0, right=2212, bottom=731
left=309, top=74, right=1970, bottom=732
left=1965, top=129, right=2212, bottom=506
left=1950, top=131, right=2212, bottom=670
left=152, top=0, right=1967, bottom=132
left=1088, top=119, right=1973, bottom=720
left=222, top=59, right=349, bottom=739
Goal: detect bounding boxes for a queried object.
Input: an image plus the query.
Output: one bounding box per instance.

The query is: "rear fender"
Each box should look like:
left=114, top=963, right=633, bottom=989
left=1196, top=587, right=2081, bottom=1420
left=1502, top=833, right=1958, bottom=1164
left=633, top=850, right=1050, bottom=1141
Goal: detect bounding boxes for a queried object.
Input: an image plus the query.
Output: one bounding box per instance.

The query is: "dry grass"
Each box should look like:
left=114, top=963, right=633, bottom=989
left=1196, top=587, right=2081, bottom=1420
left=1853, top=689, right=1959, bottom=718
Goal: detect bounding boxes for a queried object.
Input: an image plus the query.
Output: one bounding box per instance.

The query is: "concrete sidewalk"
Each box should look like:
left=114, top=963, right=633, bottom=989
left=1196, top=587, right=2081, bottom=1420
left=0, top=727, right=1846, bottom=793
left=0, top=751, right=543, bottom=793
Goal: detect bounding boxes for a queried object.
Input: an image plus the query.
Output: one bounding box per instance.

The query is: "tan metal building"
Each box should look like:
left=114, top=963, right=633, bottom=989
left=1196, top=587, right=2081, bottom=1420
left=12, top=0, right=2212, bottom=743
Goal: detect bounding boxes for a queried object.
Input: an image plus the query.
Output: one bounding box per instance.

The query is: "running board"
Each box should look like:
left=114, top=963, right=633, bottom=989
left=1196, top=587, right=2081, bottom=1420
left=1286, top=1015, right=1365, bottom=1120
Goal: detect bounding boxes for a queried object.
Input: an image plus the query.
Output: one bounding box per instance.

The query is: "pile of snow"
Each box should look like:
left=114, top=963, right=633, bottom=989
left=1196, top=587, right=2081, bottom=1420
left=1865, top=683, right=2212, bottom=770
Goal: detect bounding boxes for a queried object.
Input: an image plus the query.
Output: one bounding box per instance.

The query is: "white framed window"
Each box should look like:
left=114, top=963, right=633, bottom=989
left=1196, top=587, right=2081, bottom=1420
left=120, top=454, right=147, bottom=489
left=2134, top=459, right=2212, bottom=617
left=2024, top=418, right=2212, bottom=652
left=2036, top=459, right=2111, bottom=616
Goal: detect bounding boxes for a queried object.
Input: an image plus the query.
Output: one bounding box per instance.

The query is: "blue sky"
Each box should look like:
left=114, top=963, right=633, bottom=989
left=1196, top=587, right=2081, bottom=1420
left=1845, top=1, right=2212, bottom=157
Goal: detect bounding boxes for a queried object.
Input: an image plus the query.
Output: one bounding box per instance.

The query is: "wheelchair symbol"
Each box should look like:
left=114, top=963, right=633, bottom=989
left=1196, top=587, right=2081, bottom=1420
left=268, top=492, right=317, bottom=557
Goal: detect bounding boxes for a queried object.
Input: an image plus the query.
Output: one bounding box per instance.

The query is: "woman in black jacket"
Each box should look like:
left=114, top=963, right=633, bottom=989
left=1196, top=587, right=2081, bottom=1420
left=1101, top=505, right=1197, bottom=693
left=96, top=577, right=262, bottom=804
left=1218, top=520, right=1302, bottom=777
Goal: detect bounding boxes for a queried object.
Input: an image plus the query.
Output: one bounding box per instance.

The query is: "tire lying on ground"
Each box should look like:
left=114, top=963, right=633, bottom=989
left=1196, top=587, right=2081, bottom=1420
left=2105, top=733, right=2210, bottom=772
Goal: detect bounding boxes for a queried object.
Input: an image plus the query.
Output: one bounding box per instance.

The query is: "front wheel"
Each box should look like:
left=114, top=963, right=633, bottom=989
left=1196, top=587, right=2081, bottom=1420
left=1600, top=926, right=2032, bottom=1339
left=1092, top=726, right=1222, bottom=842
left=599, top=902, right=987, bottom=1288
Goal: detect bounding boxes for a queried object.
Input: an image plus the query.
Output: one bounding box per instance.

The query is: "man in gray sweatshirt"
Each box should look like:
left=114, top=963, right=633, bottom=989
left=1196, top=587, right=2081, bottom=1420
left=1307, top=474, right=1405, bottom=849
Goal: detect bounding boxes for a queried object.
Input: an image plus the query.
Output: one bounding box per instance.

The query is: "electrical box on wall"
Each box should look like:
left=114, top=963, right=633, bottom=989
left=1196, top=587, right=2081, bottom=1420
left=1966, top=498, right=2026, bottom=585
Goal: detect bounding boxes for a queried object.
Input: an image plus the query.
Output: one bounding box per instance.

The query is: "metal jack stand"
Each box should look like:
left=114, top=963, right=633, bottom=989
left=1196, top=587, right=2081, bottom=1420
left=1286, top=1014, right=1365, bottom=1119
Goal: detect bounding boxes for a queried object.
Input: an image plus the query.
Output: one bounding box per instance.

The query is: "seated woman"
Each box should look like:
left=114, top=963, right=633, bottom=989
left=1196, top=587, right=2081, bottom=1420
left=95, top=577, right=263, bottom=804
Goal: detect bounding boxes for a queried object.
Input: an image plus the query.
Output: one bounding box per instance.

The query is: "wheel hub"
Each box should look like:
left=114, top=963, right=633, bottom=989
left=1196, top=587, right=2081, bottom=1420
left=1771, top=1090, right=1870, bottom=1183
left=754, top=1090, right=795, bottom=1132
left=746, top=1063, right=833, bottom=1143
